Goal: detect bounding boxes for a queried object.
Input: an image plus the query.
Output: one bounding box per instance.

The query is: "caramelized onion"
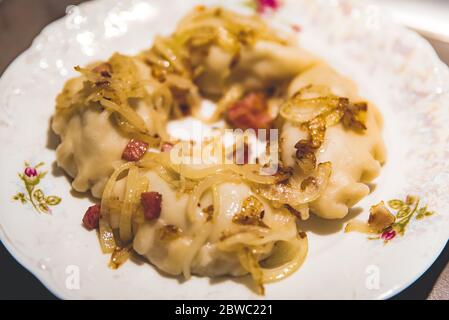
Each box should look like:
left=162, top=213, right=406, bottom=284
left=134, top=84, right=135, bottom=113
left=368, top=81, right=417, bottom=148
left=109, top=246, right=132, bottom=269
left=344, top=220, right=376, bottom=234
left=254, top=162, right=332, bottom=206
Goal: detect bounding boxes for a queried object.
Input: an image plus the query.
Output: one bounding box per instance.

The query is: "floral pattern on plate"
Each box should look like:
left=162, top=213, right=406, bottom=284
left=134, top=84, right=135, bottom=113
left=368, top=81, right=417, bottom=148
left=13, top=161, right=61, bottom=214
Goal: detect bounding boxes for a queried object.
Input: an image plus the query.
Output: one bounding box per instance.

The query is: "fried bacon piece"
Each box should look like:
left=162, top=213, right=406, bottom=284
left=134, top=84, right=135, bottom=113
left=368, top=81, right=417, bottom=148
left=91, top=63, right=113, bottom=87
left=122, top=139, right=149, bottom=161
left=141, top=192, right=162, bottom=220
left=226, top=92, right=273, bottom=130
left=82, top=204, right=101, bottom=230
left=92, top=62, right=112, bottom=78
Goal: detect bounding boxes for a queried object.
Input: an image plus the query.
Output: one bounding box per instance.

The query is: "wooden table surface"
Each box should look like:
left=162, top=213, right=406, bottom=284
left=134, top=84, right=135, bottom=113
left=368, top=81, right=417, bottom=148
left=0, top=0, right=448, bottom=300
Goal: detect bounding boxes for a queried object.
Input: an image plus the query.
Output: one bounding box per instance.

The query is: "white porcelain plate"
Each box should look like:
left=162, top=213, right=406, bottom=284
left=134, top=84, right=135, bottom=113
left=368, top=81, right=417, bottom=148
left=0, top=0, right=448, bottom=300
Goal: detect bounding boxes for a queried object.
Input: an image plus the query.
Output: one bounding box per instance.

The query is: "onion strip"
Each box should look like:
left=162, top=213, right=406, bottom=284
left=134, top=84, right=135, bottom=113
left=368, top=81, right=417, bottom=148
left=99, top=162, right=134, bottom=253
left=259, top=236, right=308, bottom=283
left=187, top=173, right=240, bottom=222
left=255, top=162, right=332, bottom=206
left=119, top=166, right=139, bottom=242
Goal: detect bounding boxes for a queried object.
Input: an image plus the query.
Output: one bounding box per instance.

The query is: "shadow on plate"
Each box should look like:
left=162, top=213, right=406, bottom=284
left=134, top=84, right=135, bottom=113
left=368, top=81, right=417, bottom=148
left=46, top=116, right=59, bottom=151
left=299, top=207, right=363, bottom=235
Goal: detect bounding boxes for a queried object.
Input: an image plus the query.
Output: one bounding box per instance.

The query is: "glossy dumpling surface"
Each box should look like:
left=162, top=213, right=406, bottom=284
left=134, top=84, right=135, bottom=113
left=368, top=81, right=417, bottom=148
left=281, top=63, right=386, bottom=219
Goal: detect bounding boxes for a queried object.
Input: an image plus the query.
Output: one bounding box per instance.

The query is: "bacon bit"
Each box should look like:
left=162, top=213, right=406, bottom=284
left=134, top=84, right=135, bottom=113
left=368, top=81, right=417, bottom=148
left=92, top=63, right=112, bottom=78
left=226, top=92, right=273, bottom=130
left=82, top=204, right=101, bottom=230
left=291, top=24, right=302, bottom=33
left=122, top=139, right=149, bottom=161
left=160, top=142, right=174, bottom=152
left=141, top=192, right=162, bottom=220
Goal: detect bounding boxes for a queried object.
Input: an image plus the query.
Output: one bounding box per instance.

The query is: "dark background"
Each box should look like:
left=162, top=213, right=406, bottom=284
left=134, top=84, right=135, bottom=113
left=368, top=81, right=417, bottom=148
left=0, top=0, right=448, bottom=300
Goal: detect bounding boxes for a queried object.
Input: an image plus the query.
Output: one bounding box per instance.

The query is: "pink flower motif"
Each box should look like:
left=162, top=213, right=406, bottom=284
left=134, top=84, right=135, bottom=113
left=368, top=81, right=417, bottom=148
left=381, top=229, right=396, bottom=241
left=24, top=167, right=38, bottom=177
left=257, top=0, right=281, bottom=13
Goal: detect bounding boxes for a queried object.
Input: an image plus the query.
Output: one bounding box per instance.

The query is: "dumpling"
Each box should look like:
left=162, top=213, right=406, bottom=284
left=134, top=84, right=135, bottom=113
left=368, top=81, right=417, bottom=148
left=52, top=55, right=156, bottom=198
left=108, top=168, right=303, bottom=279
left=195, top=41, right=316, bottom=96
left=281, top=63, right=386, bottom=219
left=52, top=92, right=128, bottom=198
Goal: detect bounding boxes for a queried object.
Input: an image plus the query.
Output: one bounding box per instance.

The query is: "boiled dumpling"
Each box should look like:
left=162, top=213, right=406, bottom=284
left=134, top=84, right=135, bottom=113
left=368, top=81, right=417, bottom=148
left=52, top=56, right=156, bottom=198
left=281, top=63, right=386, bottom=219
left=195, top=41, right=316, bottom=96
left=114, top=169, right=301, bottom=278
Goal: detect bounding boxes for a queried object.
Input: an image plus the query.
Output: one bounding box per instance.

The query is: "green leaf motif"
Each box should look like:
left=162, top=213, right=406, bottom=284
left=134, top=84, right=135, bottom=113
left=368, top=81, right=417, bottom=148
left=414, top=206, right=433, bottom=220
left=388, top=199, right=404, bottom=210
left=395, top=224, right=406, bottom=235
left=364, top=195, right=436, bottom=243
left=33, top=189, right=45, bottom=202
left=45, top=196, right=61, bottom=206
left=38, top=171, right=47, bottom=179
left=417, top=206, right=427, bottom=215
left=38, top=203, right=50, bottom=213
left=25, top=183, right=34, bottom=193
left=13, top=192, right=27, bottom=204
left=35, top=162, right=45, bottom=169
left=14, top=161, right=62, bottom=214
left=396, top=205, right=411, bottom=219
